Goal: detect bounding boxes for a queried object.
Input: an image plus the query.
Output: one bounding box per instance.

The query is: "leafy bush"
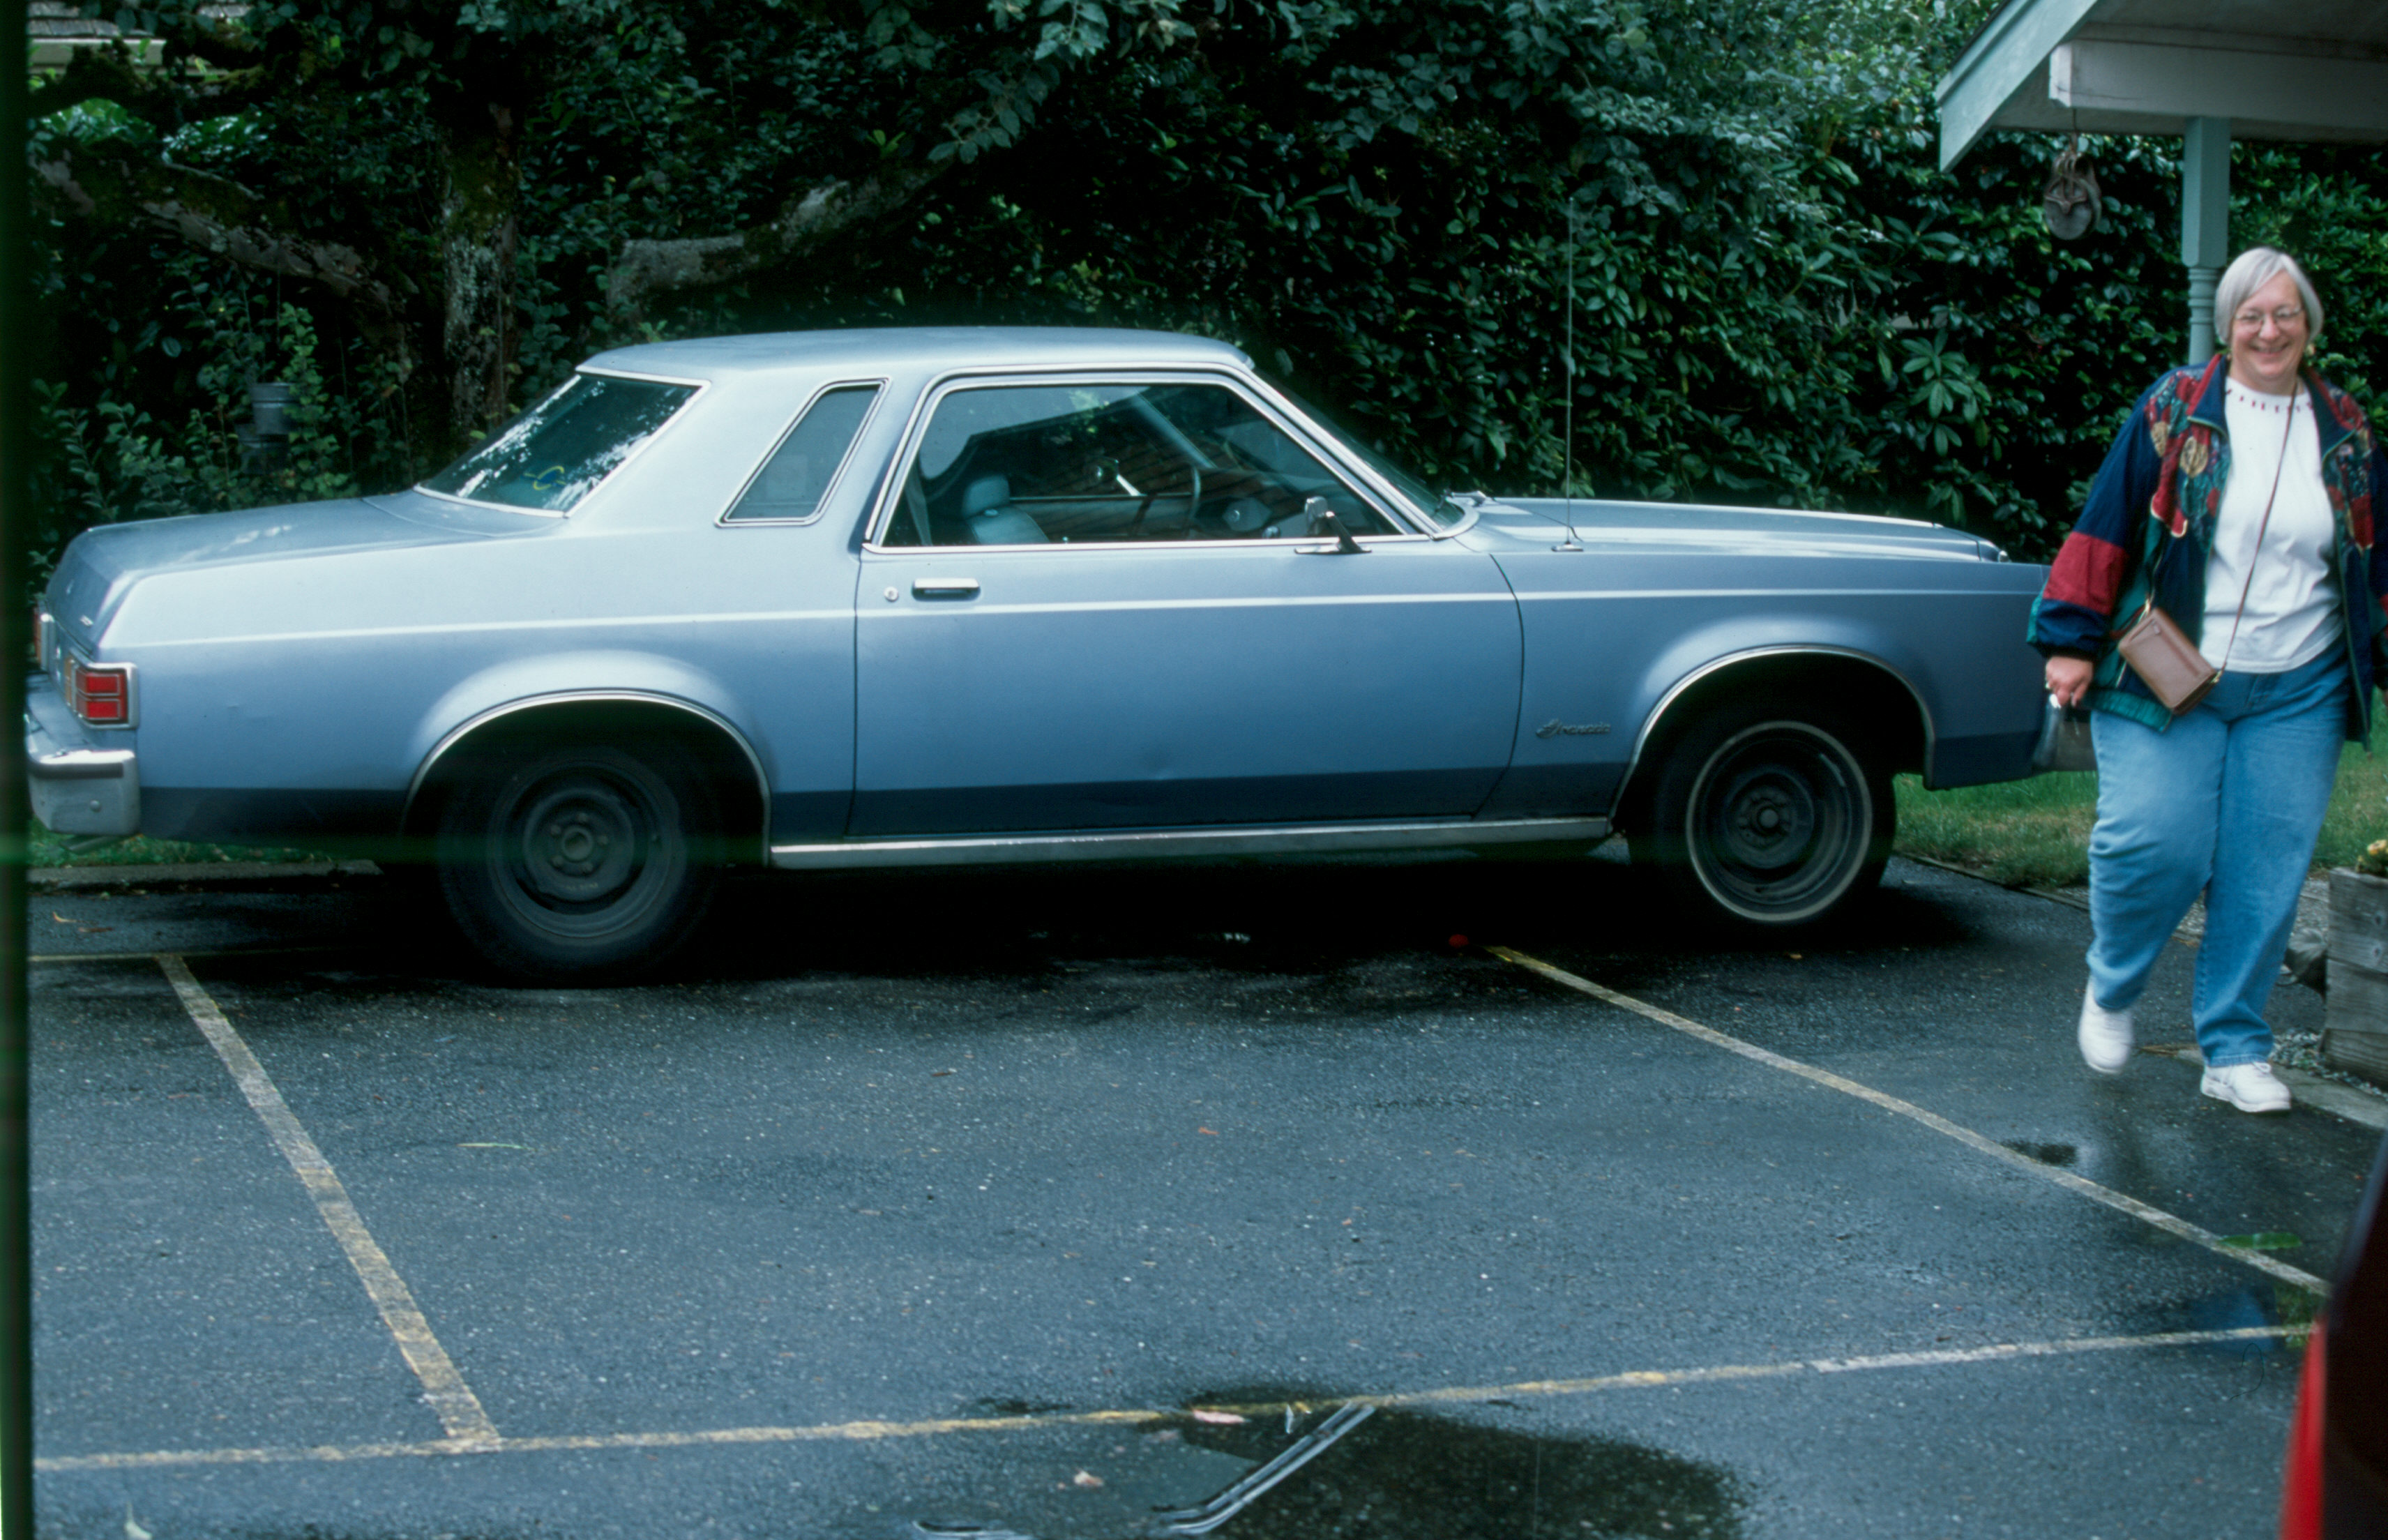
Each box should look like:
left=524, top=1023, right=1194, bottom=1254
left=27, top=0, right=2388, bottom=595
left=29, top=299, right=400, bottom=587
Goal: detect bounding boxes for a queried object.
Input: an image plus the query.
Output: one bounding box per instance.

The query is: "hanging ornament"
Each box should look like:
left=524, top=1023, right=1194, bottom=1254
left=2043, top=134, right=2101, bottom=241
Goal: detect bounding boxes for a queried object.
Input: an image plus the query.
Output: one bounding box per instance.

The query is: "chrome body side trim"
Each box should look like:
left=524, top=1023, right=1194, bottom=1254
left=768, top=815, right=1610, bottom=870
left=404, top=690, right=773, bottom=859
left=1623, top=645, right=1940, bottom=790
left=865, top=531, right=1426, bottom=557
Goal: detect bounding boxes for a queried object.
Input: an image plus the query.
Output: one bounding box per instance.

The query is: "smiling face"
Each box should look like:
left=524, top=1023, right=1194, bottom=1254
left=2226, top=270, right=2311, bottom=395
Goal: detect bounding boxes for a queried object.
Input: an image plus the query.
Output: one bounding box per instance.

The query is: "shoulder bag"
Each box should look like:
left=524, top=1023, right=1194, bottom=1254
left=2113, top=390, right=2297, bottom=715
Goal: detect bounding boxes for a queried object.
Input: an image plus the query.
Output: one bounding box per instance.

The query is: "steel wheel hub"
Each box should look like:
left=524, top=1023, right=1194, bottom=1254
left=1686, top=721, right=1871, bottom=922
left=515, top=778, right=644, bottom=905
left=1719, top=773, right=1818, bottom=872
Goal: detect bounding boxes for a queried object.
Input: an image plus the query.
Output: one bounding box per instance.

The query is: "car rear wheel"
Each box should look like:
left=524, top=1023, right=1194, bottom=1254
left=436, top=740, right=720, bottom=982
left=1630, top=704, right=1891, bottom=929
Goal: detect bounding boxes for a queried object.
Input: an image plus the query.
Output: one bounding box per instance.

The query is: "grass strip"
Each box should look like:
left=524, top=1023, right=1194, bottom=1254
left=27, top=829, right=338, bottom=870
left=1896, top=730, right=2388, bottom=890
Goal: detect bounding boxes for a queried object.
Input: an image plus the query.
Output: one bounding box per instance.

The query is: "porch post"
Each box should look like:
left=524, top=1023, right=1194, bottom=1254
left=2182, top=116, right=2232, bottom=365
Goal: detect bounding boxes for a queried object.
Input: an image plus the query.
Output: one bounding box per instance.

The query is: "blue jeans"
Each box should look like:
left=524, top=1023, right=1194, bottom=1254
left=2087, top=648, right=2349, bottom=1068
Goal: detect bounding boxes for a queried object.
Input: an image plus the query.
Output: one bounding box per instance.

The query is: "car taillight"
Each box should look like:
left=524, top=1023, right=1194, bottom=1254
left=63, top=654, right=134, bottom=726
left=2281, top=1318, right=2325, bottom=1540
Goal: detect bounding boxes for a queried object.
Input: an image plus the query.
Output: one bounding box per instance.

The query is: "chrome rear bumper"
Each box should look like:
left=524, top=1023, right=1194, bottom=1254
left=25, top=673, right=140, bottom=836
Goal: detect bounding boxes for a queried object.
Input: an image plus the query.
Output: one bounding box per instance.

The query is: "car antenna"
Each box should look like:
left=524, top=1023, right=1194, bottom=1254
left=1555, top=199, right=1584, bottom=553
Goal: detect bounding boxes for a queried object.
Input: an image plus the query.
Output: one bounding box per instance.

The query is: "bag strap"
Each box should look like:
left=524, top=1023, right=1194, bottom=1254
left=2216, top=386, right=2299, bottom=674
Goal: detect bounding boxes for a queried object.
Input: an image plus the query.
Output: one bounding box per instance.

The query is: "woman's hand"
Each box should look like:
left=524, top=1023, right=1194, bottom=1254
left=2046, top=655, right=2094, bottom=708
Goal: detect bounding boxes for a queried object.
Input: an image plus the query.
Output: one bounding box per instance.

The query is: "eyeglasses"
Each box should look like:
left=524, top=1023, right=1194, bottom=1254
left=2232, top=305, right=2306, bottom=331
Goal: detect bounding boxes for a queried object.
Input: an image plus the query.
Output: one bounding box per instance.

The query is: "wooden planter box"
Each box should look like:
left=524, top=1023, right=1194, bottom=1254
left=2327, top=868, right=2388, bottom=1085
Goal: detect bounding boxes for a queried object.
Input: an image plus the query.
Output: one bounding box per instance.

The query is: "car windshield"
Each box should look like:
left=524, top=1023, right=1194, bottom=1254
left=420, top=372, right=696, bottom=513
left=1263, top=379, right=1461, bottom=529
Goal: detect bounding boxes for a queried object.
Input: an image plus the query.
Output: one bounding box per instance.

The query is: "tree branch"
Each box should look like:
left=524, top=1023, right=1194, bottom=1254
left=27, top=38, right=276, bottom=124
left=604, top=161, right=949, bottom=321
left=162, top=5, right=271, bottom=75
left=34, top=146, right=407, bottom=322
left=29, top=45, right=161, bottom=122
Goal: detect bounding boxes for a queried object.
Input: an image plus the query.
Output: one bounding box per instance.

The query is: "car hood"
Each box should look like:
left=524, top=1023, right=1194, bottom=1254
left=44, top=492, right=543, bottom=650
left=1465, top=497, right=2007, bottom=561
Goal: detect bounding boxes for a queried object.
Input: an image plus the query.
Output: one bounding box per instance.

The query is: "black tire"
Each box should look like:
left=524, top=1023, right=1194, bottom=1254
left=435, top=739, right=720, bottom=982
left=1628, top=704, right=1891, bottom=929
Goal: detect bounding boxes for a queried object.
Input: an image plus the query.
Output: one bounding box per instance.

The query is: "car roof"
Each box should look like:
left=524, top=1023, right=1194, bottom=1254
left=582, top=326, right=1254, bottom=382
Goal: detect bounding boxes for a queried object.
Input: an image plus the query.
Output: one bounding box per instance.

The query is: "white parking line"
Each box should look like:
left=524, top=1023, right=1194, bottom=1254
left=1486, top=946, right=2329, bottom=1294
left=158, top=954, right=501, bottom=1446
left=29, top=945, right=350, bottom=965
left=32, top=1323, right=2297, bottom=1472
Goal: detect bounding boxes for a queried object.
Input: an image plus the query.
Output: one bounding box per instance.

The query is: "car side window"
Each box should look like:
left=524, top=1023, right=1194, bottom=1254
left=877, top=381, right=1397, bottom=548
left=724, top=384, right=881, bottom=523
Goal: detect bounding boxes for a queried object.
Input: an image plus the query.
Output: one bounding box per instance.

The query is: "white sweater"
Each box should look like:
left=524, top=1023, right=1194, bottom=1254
left=2200, top=378, right=2342, bottom=673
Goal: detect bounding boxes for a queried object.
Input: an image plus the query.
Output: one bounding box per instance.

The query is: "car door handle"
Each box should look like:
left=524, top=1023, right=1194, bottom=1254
left=911, top=578, right=981, bottom=598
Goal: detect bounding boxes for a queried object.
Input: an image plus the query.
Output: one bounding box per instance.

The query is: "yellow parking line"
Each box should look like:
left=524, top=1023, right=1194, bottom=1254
left=158, top=954, right=501, bottom=1446
left=33, top=1323, right=2294, bottom=1472
left=1486, top=945, right=2328, bottom=1294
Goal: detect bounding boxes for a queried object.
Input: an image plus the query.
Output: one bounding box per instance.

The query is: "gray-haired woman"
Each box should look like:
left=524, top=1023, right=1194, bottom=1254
left=2031, top=247, right=2388, bottom=1113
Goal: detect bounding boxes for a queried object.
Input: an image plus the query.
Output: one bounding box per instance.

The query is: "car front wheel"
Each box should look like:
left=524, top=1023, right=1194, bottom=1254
left=1631, top=706, right=1891, bottom=929
left=437, top=741, right=720, bottom=981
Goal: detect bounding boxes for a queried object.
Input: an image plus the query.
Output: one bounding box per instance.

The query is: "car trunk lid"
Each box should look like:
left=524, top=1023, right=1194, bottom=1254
left=43, top=494, right=543, bottom=652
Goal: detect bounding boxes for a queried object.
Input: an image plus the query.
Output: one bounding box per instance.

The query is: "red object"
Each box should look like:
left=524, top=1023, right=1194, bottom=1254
left=64, top=655, right=130, bottom=724
left=1448, top=934, right=1469, bottom=949
left=2281, top=1320, right=2326, bottom=1540
left=2283, top=1130, right=2388, bottom=1539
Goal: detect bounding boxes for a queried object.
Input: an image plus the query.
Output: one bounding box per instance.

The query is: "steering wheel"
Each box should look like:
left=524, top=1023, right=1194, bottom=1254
left=1121, top=464, right=1196, bottom=539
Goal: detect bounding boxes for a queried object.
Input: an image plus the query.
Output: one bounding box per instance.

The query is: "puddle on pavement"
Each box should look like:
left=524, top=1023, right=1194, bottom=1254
left=1999, top=1140, right=2077, bottom=1168
left=2156, top=1281, right=2321, bottom=1353
left=909, top=1391, right=1744, bottom=1539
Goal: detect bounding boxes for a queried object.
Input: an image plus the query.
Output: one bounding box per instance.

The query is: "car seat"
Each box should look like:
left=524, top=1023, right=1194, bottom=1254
left=961, top=474, right=1048, bottom=544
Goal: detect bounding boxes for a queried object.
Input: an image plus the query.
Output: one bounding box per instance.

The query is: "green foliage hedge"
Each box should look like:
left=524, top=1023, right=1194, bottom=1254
left=27, top=0, right=2388, bottom=591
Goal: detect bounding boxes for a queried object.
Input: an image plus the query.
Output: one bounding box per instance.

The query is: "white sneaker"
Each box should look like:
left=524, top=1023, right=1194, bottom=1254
left=2077, top=984, right=2134, bottom=1074
left=2201, top=1062, right=2292, bottom=1114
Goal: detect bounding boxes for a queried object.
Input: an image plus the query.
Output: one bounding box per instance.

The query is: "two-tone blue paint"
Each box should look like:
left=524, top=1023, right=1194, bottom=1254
left=1468, top=497, right=2044, bottom=817
left=27, top=327, right=2050, bottom=866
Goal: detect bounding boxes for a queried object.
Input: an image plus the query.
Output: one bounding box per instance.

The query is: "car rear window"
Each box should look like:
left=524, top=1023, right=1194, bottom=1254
left=420, top=372, right=695, bottom=513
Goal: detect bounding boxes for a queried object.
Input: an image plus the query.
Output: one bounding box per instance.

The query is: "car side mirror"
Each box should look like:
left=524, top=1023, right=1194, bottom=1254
left=1303, top=497, right=1367, bottom=554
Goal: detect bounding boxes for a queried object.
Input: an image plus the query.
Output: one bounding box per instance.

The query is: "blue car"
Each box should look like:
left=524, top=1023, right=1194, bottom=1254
left=27, top=327, right=2048, bottom=979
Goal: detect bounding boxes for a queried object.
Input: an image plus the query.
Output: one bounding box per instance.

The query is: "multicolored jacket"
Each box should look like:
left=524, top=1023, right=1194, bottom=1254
left=2029, top=355, right=2388, bottom=738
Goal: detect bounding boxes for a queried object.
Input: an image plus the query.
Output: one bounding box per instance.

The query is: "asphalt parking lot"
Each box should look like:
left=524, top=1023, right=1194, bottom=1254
left=24, top=852, right=2388, bottom=1539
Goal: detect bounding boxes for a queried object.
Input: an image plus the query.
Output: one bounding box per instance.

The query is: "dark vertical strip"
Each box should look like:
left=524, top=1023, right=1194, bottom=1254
left=1, top=0, right=36, bottom=1529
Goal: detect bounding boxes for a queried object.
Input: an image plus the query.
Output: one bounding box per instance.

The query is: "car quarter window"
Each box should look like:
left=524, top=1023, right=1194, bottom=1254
left=724, top=384, right=882, bottom=523
left=419, top=372, right=695, bottom=513
left=877, top=379, right=1400, bottom=548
